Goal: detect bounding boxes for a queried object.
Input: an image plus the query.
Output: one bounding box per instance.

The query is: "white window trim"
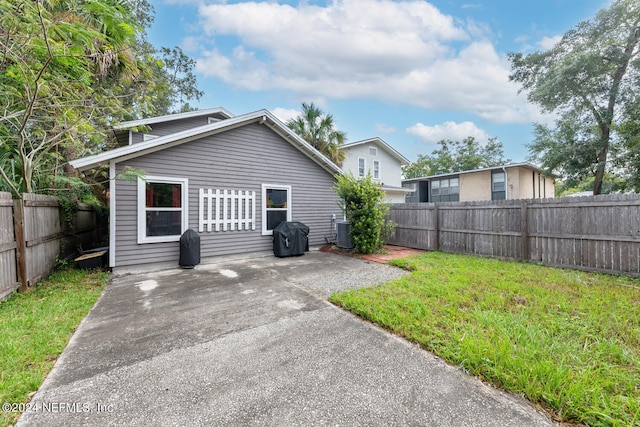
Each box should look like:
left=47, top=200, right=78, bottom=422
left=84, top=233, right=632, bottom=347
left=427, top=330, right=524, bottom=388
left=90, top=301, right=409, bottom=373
left=261, top=184, right=292, bottom=236
left=373, top=160, right=381, bottom=180
left=358, top=157, right=366, bottom=177
left=137, top=176, right=189, bottom=244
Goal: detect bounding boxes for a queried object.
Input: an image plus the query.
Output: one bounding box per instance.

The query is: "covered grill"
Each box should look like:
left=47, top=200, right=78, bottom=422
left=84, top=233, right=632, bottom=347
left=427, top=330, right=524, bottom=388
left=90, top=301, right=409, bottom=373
left=272, top=221, right=309, bottom=257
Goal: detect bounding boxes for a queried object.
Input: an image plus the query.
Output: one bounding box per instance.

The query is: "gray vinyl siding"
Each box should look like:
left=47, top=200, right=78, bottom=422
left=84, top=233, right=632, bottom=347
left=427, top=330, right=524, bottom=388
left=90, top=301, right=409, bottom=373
left=113, top=123, right=340, bottom=267
left=130, top=113, right=228, bottom=144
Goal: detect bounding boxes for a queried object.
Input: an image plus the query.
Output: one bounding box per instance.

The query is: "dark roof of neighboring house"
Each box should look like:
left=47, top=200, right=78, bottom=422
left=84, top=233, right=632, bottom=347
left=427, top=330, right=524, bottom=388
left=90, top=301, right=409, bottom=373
left=402, top=163, right=554, bottom=183
left=341, top=137, right=410, bottom=165
left=70, top=109, right=343, bottom=176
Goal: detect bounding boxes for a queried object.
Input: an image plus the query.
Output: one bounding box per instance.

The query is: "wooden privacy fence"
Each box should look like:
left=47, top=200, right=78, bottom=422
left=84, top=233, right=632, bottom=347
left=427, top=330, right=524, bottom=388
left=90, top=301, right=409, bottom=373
left=387, top=194, right=640, bottom=276
left=0, top=192, right=104, bottom=300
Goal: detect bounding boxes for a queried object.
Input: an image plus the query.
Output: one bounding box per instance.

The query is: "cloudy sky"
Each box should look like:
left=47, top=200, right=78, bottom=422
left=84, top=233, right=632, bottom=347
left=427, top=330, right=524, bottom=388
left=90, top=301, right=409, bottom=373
left=148, top=0, right=610, bottom=163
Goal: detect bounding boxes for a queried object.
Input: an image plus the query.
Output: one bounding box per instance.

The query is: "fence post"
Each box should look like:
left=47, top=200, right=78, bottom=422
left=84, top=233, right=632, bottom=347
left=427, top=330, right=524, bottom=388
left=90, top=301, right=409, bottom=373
left=433, top=204, right=439, bottom=251
left=520, top=201, right=529, bottom=262
left=13, top=197, right=28, bottom=292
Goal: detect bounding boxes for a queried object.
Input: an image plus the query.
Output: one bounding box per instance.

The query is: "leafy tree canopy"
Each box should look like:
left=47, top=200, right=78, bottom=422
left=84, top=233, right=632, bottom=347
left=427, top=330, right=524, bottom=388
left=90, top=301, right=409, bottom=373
left=0, top=0, right=203, bottom=201
left=509, top=0, right=640, bottom=195
left=402, top=137, right=509, bottom=179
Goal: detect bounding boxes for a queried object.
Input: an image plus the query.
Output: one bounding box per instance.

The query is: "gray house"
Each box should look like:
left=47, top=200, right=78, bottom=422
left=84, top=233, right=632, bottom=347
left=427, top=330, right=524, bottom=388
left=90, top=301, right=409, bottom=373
left=70, top=109, right=343, bottom=272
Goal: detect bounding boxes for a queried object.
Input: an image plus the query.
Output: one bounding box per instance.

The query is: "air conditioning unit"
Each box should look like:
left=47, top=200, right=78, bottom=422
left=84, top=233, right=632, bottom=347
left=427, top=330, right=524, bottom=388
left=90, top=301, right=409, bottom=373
left=336, top=221, right=354, bottom=249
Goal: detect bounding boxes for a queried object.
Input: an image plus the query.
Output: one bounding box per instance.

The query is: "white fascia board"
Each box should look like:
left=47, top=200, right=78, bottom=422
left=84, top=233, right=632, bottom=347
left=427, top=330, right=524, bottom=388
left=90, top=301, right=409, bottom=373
left=342, top=137, right=410, bottom=165
left=112, top=107, right=235, bottom=129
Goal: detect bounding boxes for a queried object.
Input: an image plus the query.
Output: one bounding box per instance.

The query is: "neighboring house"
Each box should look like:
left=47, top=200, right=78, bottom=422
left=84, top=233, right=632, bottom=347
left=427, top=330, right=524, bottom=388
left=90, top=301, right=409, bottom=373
left=402, top=163, right=555, bottom=203
left=70, top=109, right=344, bottom=272
left=340, top=137, right=412, bottom=203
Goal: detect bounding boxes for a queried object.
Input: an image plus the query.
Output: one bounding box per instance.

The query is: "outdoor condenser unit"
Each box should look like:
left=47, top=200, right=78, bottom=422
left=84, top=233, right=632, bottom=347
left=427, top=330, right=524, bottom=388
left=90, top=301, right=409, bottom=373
left=336, top=220, right=354, bottom=249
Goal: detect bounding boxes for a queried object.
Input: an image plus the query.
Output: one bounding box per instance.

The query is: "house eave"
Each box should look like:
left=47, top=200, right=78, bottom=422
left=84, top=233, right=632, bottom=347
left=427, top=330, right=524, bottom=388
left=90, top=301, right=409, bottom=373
left=402, top=163, right=553, bottom=183
left=342, top=137, right=410, bottom=165
left=111, top=107, right=235, bottom=130
left=69, top=109, right=343, bottom=177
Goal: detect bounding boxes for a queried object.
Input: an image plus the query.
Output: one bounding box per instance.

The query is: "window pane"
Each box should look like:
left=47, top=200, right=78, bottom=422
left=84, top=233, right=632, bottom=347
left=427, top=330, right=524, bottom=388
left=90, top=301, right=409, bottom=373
left=266, top=189, right=287, bottom=208
left=266, top=210, right=287, bottom=230
left=450, top=178, right=459, bottom=187
left=431, top=180, right=440, bottom=189
left=146, top=183, right=181, bottom=208
left=492, top=172, right=505, bottom=183
left=146, top=211, right=182, bottom=236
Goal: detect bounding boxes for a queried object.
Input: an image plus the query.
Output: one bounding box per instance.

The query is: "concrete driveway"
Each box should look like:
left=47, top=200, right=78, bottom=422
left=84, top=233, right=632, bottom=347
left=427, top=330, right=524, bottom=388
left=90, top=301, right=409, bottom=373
left=18, top=251, right=554, bottom=426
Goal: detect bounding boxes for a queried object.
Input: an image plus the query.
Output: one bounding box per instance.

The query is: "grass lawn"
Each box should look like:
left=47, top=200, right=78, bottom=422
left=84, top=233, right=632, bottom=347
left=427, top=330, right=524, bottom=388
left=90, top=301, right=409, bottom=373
left=330, top=252, right=640, bottom=427
left=0, top=269, right=108, bottom=427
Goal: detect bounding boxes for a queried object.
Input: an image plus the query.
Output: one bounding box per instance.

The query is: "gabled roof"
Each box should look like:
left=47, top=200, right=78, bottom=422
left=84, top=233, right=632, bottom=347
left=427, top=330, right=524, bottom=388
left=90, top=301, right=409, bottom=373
left=341, top=137, right=410, bottom=165
left=402, top=163, right=553, bottom=183
left=111, top=107, right=235, bottom=129
left=70, top=109, right=343, bottom=176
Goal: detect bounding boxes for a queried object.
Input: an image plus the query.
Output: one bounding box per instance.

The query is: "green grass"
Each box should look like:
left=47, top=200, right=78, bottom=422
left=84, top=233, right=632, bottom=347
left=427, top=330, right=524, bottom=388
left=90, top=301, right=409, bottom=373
left=0, top=269, right=108, bottom=427
left=330, top=252, right=640, bottom=427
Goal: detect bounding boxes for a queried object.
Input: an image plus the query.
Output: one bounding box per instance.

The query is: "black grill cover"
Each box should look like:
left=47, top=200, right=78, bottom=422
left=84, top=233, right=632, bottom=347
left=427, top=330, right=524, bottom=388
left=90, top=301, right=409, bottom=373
left=273, top=221, right=309, bottom=257
left=179, top=229, right=201, bottom=268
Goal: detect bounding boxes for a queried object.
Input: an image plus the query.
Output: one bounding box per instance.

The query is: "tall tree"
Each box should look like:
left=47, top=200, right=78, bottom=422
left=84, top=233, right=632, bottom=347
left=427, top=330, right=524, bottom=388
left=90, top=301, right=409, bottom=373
left=402, top=137, right=509, bottom=179
left=0, top=0, right=141, bottom=197
left=0, top=0, right=204, bottom=199
left=509, top=0, right=640, bottom=195
left=286, top=102, right=347, bottom=167
left=152, top=47, right=204, bottom=115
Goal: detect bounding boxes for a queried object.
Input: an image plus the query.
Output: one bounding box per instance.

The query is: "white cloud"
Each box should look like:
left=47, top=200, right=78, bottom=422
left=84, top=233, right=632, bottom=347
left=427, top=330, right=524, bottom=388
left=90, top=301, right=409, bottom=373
left=271, top=107, right=300, bottom=124
left=192, top=0, right=538, bottom=125
left=406, top=121, right=491, bottom=145
left=538, top=35, right=562, bottom=50
left=375, top=123, right=396, bottom=134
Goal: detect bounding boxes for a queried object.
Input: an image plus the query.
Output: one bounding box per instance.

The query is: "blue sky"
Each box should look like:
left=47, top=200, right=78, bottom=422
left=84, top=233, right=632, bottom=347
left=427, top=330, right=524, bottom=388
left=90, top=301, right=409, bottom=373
left=147, top=0, right=610, bottom=164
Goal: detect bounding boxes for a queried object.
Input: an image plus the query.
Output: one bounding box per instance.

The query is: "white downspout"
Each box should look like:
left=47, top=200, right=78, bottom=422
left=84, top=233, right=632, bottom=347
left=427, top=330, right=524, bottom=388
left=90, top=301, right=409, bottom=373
left=502, top=167, right=508, bottom=200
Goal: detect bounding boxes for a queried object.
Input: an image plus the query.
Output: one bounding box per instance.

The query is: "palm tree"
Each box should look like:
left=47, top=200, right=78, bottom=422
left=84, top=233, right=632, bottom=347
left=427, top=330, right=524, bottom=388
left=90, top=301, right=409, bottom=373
left=286, top=102, right=347, bottom=167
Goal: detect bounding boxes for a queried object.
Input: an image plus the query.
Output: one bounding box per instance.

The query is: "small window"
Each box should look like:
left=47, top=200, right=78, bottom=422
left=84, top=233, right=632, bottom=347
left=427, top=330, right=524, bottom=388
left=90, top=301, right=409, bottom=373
left=369, top=147, right=377, bottom=156
left=373, top=160, right=380, bottom=179
left=492, top=171, right=506, bottom=200
left=358, top=158, right=365, bottom=177
left=142, top=134, right=159, bottom=142
left=261, top=184, right=292, bottom=235
left=137, top=176, right=188, bottom=243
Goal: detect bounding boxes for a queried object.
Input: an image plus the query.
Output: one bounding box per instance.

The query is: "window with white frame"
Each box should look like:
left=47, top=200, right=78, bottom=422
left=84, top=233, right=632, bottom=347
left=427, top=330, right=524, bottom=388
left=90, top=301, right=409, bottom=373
left=373, top=160, right=380, bottom=179
left=137, top=176, right=188, bottom=243
left=358, top=158, right=365, bottom=177
left=492, top=171, right=506, bottom=200
left=261, top=184, right=291, bottom=235
left=369, top=146, right=377, bottom=156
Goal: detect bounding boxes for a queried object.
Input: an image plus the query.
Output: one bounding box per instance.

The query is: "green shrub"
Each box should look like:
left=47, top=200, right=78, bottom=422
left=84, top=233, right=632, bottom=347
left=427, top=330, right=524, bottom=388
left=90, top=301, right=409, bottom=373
left=333, top=172, right=395, bottom=254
